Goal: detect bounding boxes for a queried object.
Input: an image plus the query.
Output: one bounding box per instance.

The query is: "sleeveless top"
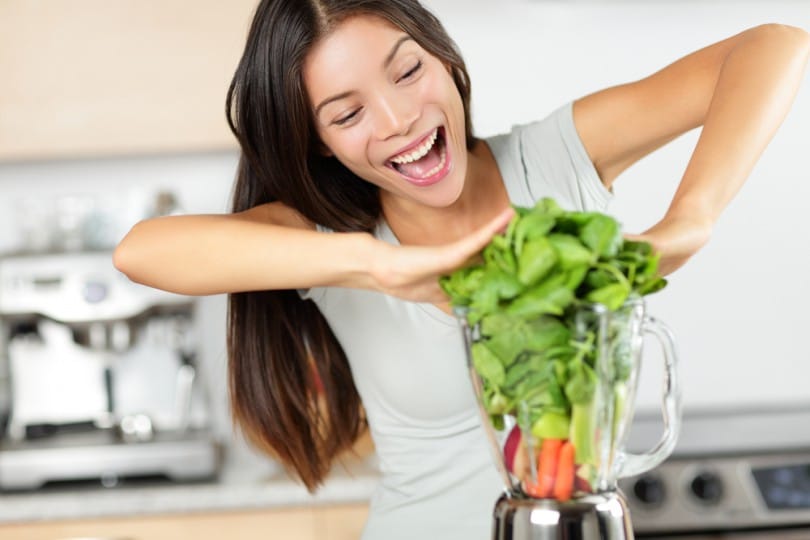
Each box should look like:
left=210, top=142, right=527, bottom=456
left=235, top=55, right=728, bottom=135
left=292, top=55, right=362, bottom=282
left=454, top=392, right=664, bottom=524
left=300, top=102, right=612, bottom=539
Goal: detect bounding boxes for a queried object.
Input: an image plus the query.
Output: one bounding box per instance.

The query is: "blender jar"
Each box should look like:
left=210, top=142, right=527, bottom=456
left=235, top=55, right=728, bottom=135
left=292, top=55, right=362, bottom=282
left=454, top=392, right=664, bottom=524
left=458, top=296, right=680, bottom=501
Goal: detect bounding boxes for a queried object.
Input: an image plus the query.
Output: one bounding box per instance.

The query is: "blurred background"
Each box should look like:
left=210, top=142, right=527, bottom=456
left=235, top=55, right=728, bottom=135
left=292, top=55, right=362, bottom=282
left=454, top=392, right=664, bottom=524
left=0, top=0, right=809, bottom=539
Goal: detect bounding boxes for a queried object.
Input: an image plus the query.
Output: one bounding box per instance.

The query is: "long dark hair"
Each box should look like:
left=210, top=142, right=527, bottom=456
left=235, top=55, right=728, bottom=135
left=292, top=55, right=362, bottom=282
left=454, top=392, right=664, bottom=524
left=226, top=0, right=476, bottom=492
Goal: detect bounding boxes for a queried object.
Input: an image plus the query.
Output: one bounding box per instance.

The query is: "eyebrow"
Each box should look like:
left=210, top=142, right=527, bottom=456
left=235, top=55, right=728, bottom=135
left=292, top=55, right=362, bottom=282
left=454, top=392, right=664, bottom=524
left=314, top=35, right=414, bottom=118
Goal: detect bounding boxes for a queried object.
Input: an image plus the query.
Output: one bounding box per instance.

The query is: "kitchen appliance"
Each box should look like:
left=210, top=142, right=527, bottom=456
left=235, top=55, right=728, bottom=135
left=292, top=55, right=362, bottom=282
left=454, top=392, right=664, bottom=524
left=0, top=251, right=220, bottom=490
left=458, top=297, right=681, bottom=540
left=618, top=406, right=810, bottom=538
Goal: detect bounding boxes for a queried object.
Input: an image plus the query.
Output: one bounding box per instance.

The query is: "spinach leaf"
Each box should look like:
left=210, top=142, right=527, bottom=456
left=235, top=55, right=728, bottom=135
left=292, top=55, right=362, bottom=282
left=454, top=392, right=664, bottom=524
left=580, top=214, right=622, bottom=259
left=518, top=237, right=557, bottom=285
left=548, top=233, right=595, bottom=269
left=442, top=197, right=668, bottom=468
left=471, top=342, right=506, bottom=388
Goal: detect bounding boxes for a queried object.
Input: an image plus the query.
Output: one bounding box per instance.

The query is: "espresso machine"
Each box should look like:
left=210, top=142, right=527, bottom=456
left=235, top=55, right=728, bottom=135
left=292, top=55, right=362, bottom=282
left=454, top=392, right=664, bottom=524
left=0, top=250, right=220, bottom=490
left=458, top=298, right=681, bottom=540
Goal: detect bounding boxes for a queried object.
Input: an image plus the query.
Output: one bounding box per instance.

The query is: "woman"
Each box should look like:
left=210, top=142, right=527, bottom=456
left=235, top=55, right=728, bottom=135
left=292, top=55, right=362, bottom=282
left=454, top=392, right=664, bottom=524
left=113, top=1, right=810, bottom=538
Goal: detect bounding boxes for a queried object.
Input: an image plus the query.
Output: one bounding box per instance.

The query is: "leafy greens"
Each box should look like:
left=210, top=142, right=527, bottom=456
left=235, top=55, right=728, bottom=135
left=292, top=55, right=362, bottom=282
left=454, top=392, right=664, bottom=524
left=440, top=198, right=667, bottom=471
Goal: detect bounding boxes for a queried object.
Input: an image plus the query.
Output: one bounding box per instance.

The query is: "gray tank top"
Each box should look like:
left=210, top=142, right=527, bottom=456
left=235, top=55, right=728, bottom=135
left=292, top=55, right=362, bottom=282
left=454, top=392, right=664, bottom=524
left=300, top=102, right=611, bottom=539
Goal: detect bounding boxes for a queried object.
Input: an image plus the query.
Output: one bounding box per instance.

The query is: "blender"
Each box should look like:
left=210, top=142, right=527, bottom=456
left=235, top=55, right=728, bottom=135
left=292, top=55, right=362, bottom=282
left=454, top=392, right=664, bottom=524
left=457, top=296, right=680, bottom=540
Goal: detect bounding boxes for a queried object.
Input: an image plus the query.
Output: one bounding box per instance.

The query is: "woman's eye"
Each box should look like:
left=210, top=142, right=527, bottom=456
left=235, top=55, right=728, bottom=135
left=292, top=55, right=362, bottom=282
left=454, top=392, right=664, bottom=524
left=398, top=60, right=422, bottom=82
left=334, top=109, right=360, bottom=126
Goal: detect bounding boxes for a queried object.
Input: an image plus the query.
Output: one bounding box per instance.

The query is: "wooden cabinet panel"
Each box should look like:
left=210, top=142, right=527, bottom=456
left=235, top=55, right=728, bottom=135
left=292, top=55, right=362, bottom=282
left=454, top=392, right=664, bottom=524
left=317, top=504, right=370, bottom=540
left=0, top=507, right=320, bottom=540
left=0, top=0, right=258, bottom=161
left=0, top=504, right=372, bottom=540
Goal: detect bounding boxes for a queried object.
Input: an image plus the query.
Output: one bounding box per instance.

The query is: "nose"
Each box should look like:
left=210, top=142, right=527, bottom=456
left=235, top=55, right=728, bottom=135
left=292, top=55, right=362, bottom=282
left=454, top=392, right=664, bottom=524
left=372, top=89, right=419, bottom=141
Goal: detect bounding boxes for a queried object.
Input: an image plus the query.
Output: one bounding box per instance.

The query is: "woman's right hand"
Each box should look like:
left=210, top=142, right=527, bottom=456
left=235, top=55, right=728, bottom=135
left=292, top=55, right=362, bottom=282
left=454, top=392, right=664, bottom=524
left=367, top=207, right=515, bottom=304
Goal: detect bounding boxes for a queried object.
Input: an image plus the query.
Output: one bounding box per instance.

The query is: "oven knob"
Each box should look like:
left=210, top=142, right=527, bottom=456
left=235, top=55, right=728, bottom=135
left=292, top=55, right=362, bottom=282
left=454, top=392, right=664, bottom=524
left=632, top=474, right=666, bottom=506
left=690, top=471, right=724, bottom=504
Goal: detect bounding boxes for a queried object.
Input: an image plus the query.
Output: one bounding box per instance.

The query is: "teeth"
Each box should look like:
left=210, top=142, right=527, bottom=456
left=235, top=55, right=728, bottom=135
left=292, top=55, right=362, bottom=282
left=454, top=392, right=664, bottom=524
left=390, top=129, right=438, bottom=164
left=419, top=145, right=447, bottom=178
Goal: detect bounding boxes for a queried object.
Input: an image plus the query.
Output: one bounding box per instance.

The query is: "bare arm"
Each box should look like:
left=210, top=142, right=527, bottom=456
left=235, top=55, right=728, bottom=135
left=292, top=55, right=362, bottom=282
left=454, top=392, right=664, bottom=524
left=573, top=23, right=810, bottom=273
left=113, top=201, right=515, bottom=300
left=113, top=202, right=369, bottom=295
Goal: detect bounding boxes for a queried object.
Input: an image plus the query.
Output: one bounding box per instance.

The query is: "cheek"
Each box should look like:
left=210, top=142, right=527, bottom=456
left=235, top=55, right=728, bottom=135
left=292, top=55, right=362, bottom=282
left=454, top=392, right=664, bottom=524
left=324, top=130, right=369, bottom=164
left=429, top=70, right=465, bottom=130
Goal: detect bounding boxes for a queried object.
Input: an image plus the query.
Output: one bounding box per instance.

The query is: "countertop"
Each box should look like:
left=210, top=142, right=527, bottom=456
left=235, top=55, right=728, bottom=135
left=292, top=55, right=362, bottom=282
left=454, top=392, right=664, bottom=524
left=0, top=448, right=380, bottom=524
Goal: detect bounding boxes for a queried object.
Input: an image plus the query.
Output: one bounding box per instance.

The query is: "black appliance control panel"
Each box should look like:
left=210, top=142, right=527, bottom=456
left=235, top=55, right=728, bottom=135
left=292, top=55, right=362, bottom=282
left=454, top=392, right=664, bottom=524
left=619, top=451, right=810, bottom=534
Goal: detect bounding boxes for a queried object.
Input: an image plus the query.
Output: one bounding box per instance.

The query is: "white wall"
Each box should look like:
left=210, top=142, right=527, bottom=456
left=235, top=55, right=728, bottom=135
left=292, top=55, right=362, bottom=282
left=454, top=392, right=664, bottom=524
left=425, top=0, right=810, bottom=412
left=1, top=0, right=808, bottom=420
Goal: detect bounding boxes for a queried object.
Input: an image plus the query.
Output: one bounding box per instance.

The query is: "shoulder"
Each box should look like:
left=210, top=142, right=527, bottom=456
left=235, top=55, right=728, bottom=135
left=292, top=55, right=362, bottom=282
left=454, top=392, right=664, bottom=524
left=487, top=103, right=578, bottom=172
left=487, top=103, right=611, bottom=212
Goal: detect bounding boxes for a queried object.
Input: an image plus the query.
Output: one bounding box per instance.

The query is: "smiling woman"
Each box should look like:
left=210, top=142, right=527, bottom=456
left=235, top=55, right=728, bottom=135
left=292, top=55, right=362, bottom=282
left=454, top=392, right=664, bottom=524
left=112, top=1, right=810, bottom=539
left=305, top=20, right=467, bottom=203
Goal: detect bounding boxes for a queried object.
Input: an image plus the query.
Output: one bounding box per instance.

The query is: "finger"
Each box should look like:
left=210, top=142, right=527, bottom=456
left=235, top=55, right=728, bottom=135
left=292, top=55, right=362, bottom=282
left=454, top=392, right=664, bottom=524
left=445, top=206, right=515, bottom=264
left=411, top=207, right=515, bottom=277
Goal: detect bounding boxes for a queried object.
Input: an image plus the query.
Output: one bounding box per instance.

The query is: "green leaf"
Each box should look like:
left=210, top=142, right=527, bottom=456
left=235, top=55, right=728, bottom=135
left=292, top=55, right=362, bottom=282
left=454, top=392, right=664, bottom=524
left=514, top=213, right=556, bottom=258
left=506, top=279, right=573, bottom=318
left=503, top=354, right=534, bottom=388
left=487, top=392, right=509, bottom=415
left=486, top=327, right=528, bottom=368
left=582, top=267, right=614, bottom=292
left=638, top=276, right=668, bottom=296
left=564, top=359, right=597, bottom=405
left=517, top=237, right=558, bottom=285
left=585, top=282, right=631, bottom=311
left=479, top=312, right=518, bottom=337
left=564, top=265, right=590, bottom=291
left=483, top=235, right=517, bottom=275
left=525, top=316, right=571, bottom=351
left=485, top=268, right=524, bottom=301
left=548, top=233, right=594, bottom=269
left=533, top=197, right=565, bottom=218
left=580, top=214, right=622, bottom=259
left=472, top=342, right=506, bottom=387
left=621, top=239, right=652, bottom=257
left=439, top=266, right=486, bottom=306
left=504, top=209, right=522, bottom=246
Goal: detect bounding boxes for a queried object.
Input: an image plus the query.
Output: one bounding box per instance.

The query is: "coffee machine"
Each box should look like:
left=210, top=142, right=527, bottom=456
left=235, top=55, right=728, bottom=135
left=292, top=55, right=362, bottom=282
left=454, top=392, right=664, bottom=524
left=0, top=251, right=220, bottom=490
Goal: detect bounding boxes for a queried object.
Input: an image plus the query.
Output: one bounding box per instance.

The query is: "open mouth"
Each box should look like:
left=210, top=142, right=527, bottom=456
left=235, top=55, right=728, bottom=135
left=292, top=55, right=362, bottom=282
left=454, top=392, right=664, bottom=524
left=386, top=126, right=450, bottom=186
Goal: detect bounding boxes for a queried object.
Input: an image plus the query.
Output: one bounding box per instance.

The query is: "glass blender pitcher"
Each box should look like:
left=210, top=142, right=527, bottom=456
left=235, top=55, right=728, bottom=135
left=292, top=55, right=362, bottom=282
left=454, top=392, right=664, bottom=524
left=457, top=297, right=680, bottom=540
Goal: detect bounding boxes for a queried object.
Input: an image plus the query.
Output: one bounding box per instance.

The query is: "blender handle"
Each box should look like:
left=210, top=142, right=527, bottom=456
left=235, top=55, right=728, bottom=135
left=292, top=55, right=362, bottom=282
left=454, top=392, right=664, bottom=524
left=617, top=315, right=682, bottom=478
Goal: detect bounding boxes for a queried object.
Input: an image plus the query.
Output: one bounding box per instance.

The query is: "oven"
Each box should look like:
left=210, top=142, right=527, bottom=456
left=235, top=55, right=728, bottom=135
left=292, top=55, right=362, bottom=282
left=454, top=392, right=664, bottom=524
left=618, top=406, right=810, bottom=539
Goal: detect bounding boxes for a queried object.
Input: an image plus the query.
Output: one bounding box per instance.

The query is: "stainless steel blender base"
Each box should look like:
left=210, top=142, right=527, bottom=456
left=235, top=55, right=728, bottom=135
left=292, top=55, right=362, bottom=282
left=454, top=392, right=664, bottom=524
left=493, top=491, right=634, bottom=540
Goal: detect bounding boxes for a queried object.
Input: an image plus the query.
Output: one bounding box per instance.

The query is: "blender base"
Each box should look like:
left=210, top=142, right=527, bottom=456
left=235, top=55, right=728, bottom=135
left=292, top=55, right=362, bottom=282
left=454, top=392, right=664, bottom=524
left=492, top=490, right=634, bottom=540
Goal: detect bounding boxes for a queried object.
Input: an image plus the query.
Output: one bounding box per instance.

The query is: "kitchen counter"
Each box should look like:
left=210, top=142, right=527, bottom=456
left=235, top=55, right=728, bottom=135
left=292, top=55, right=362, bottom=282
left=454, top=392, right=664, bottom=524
left=0, top=448, right=380, bottom=524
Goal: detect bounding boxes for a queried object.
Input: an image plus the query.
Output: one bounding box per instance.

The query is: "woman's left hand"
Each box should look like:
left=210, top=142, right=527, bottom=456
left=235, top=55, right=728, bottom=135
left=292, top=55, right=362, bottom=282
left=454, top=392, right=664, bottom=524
left=624, top=211, right=714, bottom=276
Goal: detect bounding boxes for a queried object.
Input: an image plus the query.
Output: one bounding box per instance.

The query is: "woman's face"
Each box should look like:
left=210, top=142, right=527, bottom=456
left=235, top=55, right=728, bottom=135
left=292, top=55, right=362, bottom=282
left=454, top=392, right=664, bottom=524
left=304, top=15, right=468, bottom=210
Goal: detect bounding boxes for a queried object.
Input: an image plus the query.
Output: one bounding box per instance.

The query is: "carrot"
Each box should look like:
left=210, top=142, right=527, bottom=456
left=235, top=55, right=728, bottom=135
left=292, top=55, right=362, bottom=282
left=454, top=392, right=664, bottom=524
left=524, top=478, right=544, bottom=498
left=536, top=438, right=563, bottom=498
left=553, top=441, right=576, bottom=502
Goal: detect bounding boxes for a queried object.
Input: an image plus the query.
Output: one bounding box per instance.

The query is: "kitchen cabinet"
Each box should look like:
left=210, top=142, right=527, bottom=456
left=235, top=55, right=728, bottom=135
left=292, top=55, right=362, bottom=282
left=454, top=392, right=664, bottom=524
left=0, top=0, right=258, bottom=162
left=319, top=504, right=371, bottom=540
left=0, top=503, right=370, bottom=540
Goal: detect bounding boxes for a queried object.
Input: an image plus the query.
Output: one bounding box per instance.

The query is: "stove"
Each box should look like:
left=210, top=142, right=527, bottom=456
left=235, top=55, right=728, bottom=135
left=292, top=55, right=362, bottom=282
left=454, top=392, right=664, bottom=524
left=618, top=406, right=810, bottom=537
